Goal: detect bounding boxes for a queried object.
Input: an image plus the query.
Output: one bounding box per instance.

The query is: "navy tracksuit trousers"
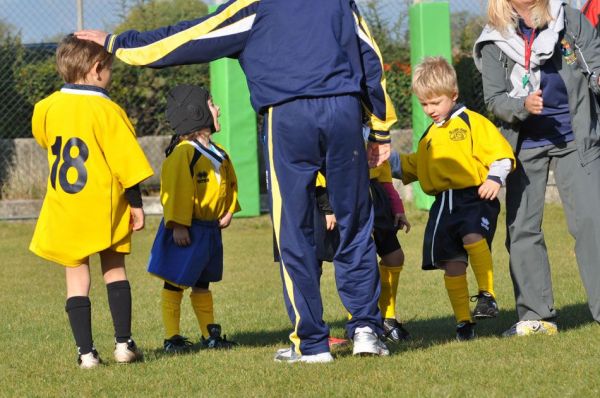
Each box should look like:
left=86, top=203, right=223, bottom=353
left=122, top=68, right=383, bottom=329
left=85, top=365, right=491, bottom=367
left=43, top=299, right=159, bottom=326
left=263, top=94, right=382, bottom=355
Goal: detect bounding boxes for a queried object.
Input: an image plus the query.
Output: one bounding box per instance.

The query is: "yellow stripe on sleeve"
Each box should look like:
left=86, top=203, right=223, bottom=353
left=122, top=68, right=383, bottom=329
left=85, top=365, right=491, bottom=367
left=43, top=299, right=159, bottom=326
left=115, top=0, right=259, bottom=66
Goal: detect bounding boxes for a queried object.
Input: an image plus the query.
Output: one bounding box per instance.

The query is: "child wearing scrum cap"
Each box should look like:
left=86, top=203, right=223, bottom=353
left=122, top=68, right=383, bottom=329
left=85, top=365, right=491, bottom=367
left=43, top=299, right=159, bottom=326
left=147, top=84, right=241, bottom=352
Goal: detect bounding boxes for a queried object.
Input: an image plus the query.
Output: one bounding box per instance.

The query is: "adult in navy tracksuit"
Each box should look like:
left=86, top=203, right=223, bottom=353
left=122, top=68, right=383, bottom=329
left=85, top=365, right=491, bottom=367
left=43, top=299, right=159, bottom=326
left=76, top=0, right=397, bottom=361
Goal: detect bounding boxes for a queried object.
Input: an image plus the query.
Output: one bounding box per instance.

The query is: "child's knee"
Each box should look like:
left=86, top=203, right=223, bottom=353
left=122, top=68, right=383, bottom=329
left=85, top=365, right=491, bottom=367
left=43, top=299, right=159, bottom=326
left=381, top=249, right=404, bottom=267
left=462, top=233, right=485, bottom=246
left=441, top=261, right=468, bottom=276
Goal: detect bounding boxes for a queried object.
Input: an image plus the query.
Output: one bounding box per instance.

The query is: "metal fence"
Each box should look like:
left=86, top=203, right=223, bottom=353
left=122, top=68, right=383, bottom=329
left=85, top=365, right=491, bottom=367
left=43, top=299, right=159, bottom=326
left=0, top=0, right=585, bottom=202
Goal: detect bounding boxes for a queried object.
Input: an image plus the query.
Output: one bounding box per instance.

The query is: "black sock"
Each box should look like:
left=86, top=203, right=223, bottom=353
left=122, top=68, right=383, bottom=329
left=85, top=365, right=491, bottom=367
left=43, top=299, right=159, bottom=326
left=65, top=296, right=93, bottom=355
left=106, top=280, right=132, bottom=343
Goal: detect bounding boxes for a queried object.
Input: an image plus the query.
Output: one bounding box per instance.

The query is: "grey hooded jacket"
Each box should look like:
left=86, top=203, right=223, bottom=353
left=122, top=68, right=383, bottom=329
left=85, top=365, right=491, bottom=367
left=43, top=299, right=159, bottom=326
left=473, top=1, right=600, bottom=165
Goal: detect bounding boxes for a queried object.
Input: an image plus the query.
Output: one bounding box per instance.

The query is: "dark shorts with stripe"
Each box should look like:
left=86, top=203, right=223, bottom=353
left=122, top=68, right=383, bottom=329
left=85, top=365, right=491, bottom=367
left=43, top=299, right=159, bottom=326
left=422, top=187, right=499, bottom=270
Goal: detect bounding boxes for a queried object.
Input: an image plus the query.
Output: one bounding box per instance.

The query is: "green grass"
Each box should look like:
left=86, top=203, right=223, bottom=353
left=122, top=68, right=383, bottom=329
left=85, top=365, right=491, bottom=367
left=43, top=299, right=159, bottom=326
left=0, top=204, right=599, bottom=397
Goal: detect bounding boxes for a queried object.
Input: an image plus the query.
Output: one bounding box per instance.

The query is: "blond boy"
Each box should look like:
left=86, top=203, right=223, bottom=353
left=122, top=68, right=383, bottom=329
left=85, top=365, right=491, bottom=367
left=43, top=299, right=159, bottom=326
left=397, top=57, right=515, bottom=340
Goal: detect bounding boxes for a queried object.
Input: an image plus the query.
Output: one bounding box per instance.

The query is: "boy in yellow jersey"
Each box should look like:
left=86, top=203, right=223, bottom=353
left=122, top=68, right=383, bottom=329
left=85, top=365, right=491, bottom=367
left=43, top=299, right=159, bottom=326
left=397, top=57, right=515, bottom=341
left=147, top=84, right=240, bottom=352
left=29, top=35, right=154, bottom=368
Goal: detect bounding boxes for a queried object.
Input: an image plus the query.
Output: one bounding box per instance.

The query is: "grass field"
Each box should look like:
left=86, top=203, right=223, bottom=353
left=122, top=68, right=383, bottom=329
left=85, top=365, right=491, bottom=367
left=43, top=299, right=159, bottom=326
left=1, top=204, right=599, bottom=397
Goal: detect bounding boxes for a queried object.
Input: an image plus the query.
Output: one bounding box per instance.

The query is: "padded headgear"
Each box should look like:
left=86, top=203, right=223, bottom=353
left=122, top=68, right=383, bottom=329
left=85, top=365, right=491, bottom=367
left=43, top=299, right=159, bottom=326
left=166, top=84, right=214, bottom=135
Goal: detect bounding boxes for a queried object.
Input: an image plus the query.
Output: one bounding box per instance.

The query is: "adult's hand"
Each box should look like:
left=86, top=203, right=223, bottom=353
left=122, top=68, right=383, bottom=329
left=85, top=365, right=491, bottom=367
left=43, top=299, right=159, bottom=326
left=74, top=30, right=109, bottom=46
left=524, top=90, right=543, bottom=115
left=366, top=141, right=390, bottom=168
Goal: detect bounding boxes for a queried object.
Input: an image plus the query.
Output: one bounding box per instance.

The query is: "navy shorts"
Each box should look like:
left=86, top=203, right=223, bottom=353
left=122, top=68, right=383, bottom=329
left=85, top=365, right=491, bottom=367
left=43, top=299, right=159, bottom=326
left=147, top=219, right=223, bottom=286
left=422, top=187, right=499, bottom=270
left=373, top=228, right=401, bottom=257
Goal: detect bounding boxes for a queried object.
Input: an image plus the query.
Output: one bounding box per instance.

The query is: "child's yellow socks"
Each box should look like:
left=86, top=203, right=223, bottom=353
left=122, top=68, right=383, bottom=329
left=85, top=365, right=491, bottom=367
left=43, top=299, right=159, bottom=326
left=444, top=274, right=471, bottom=323
left=464, top=239, right=495, bottom=297
left=190, top=290, right=214, bottom=338
left=162, top=288, right=184, bottom=339
left=378, top=263, right=403, bottom=319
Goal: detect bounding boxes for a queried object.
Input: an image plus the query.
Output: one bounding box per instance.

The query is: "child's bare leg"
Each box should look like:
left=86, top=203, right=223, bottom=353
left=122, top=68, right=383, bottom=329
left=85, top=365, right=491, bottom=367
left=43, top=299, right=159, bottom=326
left=66, top=262, right=91, bottom=297
left=100, top=250, right=132, bottom=344
left=100, top=250, right=127, bottom=284
left=65, top=262, right=95, bottom=356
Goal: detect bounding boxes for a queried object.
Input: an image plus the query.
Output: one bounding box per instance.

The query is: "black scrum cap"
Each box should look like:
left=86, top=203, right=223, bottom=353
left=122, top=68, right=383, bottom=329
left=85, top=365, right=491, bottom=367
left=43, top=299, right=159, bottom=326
left=166, top=84, right=214, bottom=135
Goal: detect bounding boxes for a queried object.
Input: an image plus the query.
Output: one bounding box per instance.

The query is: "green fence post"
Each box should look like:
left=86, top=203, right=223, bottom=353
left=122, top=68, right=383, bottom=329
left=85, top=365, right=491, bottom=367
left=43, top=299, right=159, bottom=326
left=209, top=7, right=260, bottom=217
left=409, top=1, right=452, bottom=210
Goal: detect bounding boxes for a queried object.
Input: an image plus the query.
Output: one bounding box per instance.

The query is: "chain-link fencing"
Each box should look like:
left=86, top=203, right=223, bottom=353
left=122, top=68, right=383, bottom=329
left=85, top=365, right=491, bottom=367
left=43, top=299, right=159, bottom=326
left=0, top=0, right=586, bottom=204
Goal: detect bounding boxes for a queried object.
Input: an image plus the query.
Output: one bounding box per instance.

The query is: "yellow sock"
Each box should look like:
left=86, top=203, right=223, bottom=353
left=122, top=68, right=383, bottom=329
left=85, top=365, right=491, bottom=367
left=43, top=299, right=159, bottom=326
left=464, top=239, right=495, bottom=298
left=162, top=288, right=184, bottom=339
left=190, top=290, right=214, bottom=338
left=444, top=274, right=472, bottom=323
left=378, top=262, right=403, bottom=319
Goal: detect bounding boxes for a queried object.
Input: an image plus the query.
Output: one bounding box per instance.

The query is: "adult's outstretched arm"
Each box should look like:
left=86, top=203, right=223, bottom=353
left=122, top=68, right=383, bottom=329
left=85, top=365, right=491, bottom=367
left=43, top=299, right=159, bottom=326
left=76, top=0, right=259, bottom=68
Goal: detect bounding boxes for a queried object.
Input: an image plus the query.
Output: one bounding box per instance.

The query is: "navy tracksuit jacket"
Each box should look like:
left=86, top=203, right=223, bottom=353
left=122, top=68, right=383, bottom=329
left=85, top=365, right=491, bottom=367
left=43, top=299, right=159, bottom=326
left=106, top=0, right=397, bottom=355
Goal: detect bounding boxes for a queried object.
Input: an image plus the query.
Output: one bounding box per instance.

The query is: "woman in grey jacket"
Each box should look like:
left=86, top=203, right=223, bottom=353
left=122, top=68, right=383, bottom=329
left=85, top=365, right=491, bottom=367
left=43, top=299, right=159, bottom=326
left=474, top=0, right=600, bottom=336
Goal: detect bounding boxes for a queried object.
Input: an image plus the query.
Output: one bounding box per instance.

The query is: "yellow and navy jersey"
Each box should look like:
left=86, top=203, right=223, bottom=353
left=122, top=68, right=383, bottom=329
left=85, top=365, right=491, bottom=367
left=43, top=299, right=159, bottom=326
left=160, top=139, right=241, bottom=225
left=105, top=0, right=396, bottom=142
left=29, top=84, right=154, bottom=266
left=400, top=106, right=515, bottom=195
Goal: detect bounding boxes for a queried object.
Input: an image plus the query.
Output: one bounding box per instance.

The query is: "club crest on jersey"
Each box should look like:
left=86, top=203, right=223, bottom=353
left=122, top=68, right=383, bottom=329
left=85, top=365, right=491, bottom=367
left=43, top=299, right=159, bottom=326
left=196, top=171, right=209, bottom=183
left=449, top=128, right=467, bottom=141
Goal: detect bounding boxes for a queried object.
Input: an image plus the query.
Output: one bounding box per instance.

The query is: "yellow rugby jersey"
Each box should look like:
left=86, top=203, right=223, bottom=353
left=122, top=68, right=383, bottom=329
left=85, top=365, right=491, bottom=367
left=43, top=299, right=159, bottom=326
left=160, top=140, right=240, bottom=225
left=400, top=107, right=515, bottom=195
left=29, top=85, right=154, bottom=267
left=369, top=160, right=393, bottom=183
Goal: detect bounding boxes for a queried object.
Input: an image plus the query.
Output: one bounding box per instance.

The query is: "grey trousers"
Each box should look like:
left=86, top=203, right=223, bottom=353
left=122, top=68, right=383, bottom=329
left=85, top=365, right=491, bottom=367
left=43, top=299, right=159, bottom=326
left=506, top=141, right=600, bottom=323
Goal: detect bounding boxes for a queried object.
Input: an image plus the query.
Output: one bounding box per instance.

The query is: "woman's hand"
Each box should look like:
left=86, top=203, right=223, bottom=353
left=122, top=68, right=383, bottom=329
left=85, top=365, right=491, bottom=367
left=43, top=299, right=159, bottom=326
left=525, top=90, right=544, bottom=114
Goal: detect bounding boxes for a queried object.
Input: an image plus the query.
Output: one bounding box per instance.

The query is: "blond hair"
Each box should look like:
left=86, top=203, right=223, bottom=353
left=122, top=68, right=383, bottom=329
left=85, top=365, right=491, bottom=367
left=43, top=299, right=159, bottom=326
left=412, top=56, right=458, bottom=100
left=487, top=0, right=553, bottom=32
left=56, top=34, right=113, bottom=84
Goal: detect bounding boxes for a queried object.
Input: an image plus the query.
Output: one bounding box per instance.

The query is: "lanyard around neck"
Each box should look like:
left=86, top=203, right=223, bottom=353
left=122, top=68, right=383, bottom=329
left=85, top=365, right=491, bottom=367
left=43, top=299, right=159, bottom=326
left=522, top=28, right=536, bottom=71
left=519, top=27, right=536, bottom=88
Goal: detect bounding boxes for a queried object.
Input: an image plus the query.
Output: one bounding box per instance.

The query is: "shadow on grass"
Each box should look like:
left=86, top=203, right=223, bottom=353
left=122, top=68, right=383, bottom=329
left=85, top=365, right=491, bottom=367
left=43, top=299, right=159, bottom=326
left=224, top=302, right=597, bottom=357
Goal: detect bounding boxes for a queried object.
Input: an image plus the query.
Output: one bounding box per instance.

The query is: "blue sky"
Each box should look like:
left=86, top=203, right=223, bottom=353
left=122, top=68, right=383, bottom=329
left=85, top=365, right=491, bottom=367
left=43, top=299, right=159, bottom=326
left=1, top=0, right=484, bottom=44
left=0, top=0, right=127, bottom=43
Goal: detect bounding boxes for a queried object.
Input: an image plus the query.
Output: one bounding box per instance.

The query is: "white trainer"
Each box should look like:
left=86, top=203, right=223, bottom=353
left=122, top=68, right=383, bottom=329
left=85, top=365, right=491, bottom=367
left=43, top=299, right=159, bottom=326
left=502, top=320, right=558, bottom=337
left=114, top=339, right=144, bottom=363
left=274, top=347, right=334, bottom=363
left=352, top=326, right=390, bottom=356
left=78, top=350, right=101, bottom=369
